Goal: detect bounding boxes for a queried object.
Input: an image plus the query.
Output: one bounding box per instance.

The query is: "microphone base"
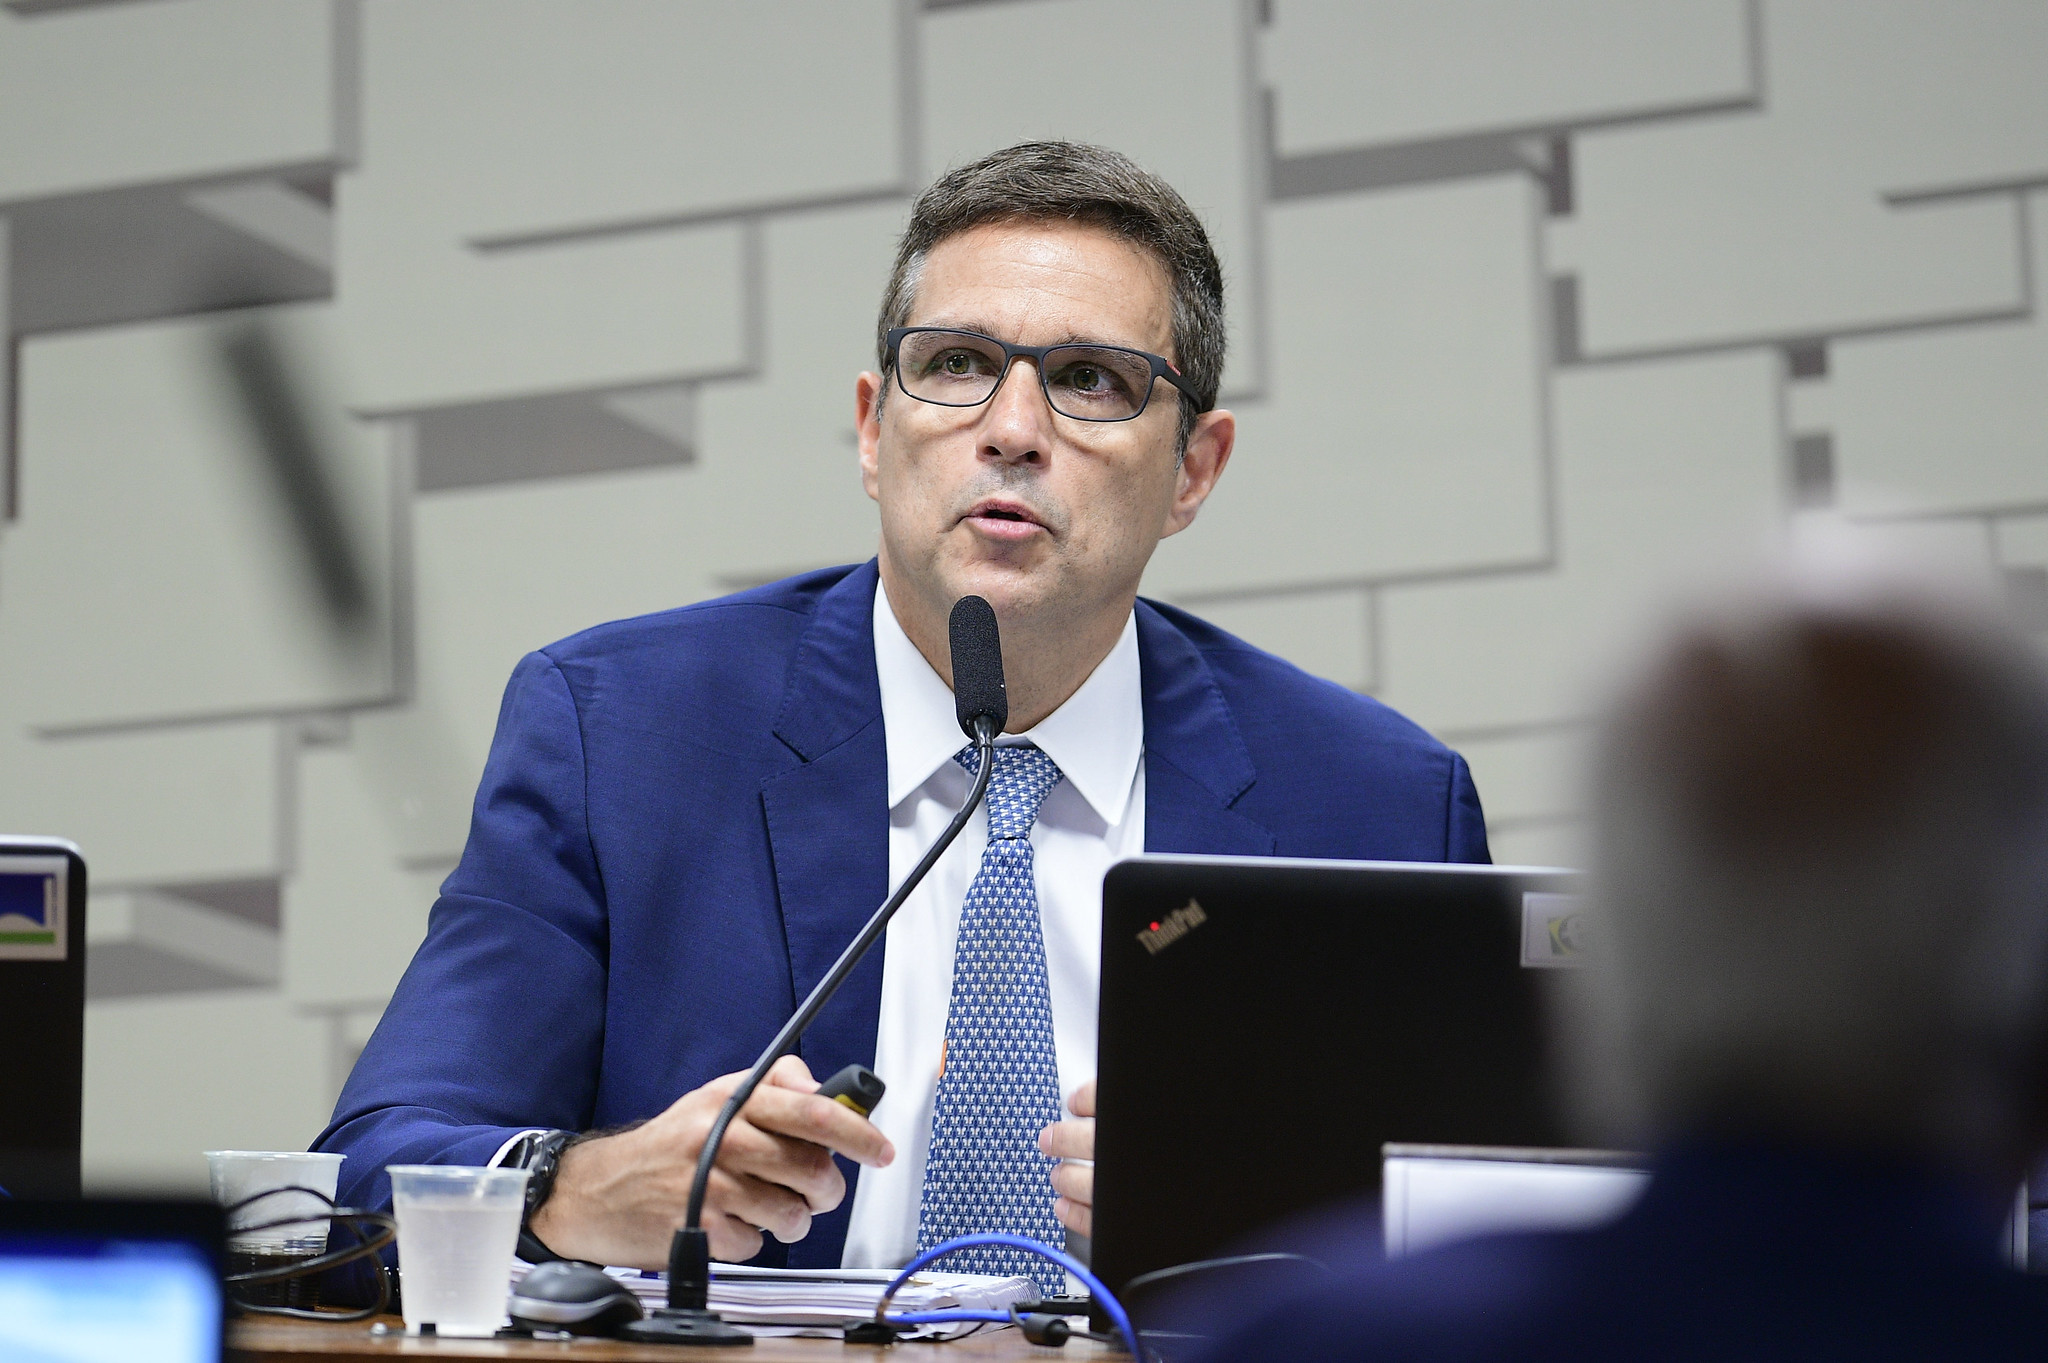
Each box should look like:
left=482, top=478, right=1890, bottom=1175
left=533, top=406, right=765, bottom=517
left=619, top=1308, right=754, bottom=1347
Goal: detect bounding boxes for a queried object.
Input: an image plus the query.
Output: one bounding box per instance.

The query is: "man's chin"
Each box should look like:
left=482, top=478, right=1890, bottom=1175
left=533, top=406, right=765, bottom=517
left=934, top=557, right=1057, bottom=619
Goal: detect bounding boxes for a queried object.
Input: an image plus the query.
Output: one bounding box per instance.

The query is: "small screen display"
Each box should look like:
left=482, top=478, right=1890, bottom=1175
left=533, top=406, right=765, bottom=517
left=0, top=854, right=69, bottom=961
left=0, top=1234, right=221, bottom=1363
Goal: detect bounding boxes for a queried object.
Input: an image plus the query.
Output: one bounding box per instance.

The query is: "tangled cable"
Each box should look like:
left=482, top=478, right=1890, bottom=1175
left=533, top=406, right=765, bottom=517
left=872, top=1232, right=1142, bottom=1357
left=221, top=1184, right=396, bottom=1322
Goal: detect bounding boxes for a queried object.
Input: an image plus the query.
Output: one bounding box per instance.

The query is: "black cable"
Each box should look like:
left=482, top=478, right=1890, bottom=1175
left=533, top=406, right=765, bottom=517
left=1120, top=1251, right=1331, bottom=1301
left=220, top=1184, right=396, bottom=1322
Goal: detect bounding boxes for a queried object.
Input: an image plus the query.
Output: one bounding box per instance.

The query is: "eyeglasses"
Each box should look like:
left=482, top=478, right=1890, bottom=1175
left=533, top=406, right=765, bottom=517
left=884, top=327, right=1196, bottom=423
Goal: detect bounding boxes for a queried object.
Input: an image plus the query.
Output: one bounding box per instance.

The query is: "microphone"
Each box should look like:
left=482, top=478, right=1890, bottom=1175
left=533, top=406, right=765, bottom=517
left=624, top=595, right=1007, bottom=1346
left=949, top=594, right=1007, bottom=742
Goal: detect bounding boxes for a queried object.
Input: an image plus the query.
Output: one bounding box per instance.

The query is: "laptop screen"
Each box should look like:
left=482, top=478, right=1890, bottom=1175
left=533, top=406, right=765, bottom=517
left=0, top=1226, right=222, bottom=1363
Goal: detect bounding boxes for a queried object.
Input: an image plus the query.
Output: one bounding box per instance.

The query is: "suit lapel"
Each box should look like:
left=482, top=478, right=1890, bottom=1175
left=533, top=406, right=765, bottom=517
left=759, top=563, right=890, bottom=1267
left=1136, top=601, right=1276, bottom=856
left=761, top=560, right=891, bottom=1077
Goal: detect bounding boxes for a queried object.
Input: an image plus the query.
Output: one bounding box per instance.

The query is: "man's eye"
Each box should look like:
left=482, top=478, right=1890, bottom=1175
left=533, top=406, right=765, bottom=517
left=927, top=349, right=989, bottom=376
left=1052, top=361, right=1129, bottom=397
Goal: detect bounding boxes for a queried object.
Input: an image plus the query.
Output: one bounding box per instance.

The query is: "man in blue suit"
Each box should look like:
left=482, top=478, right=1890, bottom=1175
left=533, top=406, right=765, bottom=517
left=317, top=141, right=1487, bottom=1276
left=1198, top=573, right=2048, bottom=1360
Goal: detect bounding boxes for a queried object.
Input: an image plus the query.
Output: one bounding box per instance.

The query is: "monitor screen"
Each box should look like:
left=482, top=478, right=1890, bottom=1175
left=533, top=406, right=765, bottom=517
left=0, top=1231, right=222, bottom=1363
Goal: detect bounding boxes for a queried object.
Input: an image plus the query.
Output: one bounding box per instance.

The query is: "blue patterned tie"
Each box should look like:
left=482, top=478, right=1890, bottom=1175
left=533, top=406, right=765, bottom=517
left=916, top=743, right=1068, bottom=1293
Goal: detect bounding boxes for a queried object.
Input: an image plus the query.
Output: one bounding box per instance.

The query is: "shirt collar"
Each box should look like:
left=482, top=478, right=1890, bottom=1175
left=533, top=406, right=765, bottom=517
left=873, top=580, right=1143, bottom=825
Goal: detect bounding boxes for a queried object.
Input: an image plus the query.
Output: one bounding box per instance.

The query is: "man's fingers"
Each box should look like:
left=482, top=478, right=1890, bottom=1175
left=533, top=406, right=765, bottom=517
left=1054, top=1196, right=1093, bottom=1239
left=745, top=1083, right=895, bottom=1168
left=713, top=1116, right=845, bottom=1212
left=763, top=1053, right=819, bottom=1092
left=1049, top=1159, right=1093, bottom=1206
left=1068, top=1080, right=1096, bottom=1118
left=706, top=1211, right=766, bottom=1264
left=1038, top=1115, right=1095, bottom=1161
left=707, top=1165, right=814, bottom=1246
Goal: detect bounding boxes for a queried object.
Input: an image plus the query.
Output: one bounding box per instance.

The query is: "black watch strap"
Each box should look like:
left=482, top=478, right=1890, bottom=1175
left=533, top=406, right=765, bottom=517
left=509, top=1129, right=575, bottom=1263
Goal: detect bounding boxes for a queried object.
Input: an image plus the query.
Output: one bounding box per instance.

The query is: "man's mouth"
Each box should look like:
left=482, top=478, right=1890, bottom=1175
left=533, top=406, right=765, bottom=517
left=961, top=498, right=1049, bottom=539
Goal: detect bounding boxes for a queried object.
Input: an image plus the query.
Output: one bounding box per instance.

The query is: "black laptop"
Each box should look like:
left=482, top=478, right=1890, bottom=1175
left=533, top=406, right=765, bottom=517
left=1091, top=855, right=1585, bottom=1303
left=0, top=836, right=87, bottom=1199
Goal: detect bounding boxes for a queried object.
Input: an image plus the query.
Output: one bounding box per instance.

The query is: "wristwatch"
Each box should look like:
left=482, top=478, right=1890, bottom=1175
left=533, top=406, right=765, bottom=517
left=508, top=1129, right=576, bottom=1263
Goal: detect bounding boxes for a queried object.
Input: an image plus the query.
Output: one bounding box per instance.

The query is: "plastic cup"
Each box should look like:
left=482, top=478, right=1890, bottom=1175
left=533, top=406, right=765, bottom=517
left=386, top=1165, right=529, bottom=1337
left=205, top=1150, right=345, bottom=1310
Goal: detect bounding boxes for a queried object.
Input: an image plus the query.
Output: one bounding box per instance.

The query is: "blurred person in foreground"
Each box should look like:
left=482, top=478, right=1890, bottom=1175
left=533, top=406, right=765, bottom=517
left=1201, top=563, right=2048, bottom=1361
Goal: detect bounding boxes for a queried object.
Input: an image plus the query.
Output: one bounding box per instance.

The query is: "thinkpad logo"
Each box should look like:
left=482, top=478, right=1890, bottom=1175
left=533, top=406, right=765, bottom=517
left=1136, top=899, right=1208, bottom=955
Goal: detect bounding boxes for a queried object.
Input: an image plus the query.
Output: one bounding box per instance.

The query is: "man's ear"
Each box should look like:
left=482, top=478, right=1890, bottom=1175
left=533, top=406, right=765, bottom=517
left=856, top=371, right=885, bottom=503
left=1161, top=407, right=1235, bottom=539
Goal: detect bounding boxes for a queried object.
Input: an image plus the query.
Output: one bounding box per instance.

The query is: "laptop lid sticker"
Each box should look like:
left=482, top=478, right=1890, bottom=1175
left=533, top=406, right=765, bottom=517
left=0, top=857, right=68, bottom=961
left=1521, top=892, right=1585, bottom=969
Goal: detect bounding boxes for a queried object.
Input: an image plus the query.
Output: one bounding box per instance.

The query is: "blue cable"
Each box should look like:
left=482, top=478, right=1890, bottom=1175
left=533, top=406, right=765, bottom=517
left=877, top=1231, right=1143, bottom=1358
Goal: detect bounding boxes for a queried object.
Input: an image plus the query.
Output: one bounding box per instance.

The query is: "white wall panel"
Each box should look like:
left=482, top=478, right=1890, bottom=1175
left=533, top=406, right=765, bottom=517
left=0, top=0, right=344, bottom=204
left=1188, top=586, right=1372, bottom=692
left=920, top=0, right=1264, bottom=395
left=1998, top=514, right=2048, bottom=569
left=353, top=0, right=903, bottom=241
left=336, top=213, right=750, bottom=415
left=0, top=720, right=282, bottom=887
left=1376, top=352, right=1782, bottom=734
left=334, top=0, right=902, bottom=415
left=689, top=202, right=903, bottom=582
left=0, top=303, right=397, bottom=729
left=1789, top=513, right=1998, bottom=587
left=1827, top=192, right=2048, bottom=517
left=1456, top=727, right=1587, bottom=829
left=82, top=990, right=334, bottom=1191
left=1568, top=1, right=2043, bottom=355
left=1489, top=820, right=1586, bottom=871
left=1147, top=176, right=1547, bottom=595
left=1266, top=0, right=1752, bottom=154
left=1769, top=1, right=2048, bottom=198
left=283, top=741, right=444, bottom=1008
left=1571, top=124, right=2021, bottom=355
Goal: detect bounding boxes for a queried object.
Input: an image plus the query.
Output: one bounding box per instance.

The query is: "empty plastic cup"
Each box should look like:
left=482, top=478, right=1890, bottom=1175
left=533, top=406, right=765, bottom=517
left=205, top=1150, right=345, bottom=1310
left=386, top=1165, right=529, bottom=1337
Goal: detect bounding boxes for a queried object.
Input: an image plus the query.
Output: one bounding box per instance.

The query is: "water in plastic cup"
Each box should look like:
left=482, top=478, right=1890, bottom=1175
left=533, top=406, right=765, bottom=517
left=205, top=1151, right=344, bottom=1310
left=387, top=1165, right=529, bottom=1337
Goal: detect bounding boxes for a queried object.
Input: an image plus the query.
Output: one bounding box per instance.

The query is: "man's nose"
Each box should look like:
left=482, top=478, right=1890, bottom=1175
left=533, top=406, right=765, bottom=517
left=977, top=356, right=1052, bottom=464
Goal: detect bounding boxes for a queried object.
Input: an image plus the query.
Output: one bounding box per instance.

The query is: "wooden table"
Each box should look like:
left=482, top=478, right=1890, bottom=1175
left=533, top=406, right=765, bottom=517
left=230, top=1316, right=1114, bottom=1362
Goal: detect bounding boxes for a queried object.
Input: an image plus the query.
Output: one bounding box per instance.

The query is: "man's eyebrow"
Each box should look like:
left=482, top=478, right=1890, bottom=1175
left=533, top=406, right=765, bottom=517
left=911, top=319, right=1159, bottom=352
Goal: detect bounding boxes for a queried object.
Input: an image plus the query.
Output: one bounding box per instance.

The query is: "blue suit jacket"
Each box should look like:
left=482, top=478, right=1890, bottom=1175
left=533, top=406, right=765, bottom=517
left=316, top=561, right=1488, bottom=1266
left=1195, top=1145, right=2048, bottom=1362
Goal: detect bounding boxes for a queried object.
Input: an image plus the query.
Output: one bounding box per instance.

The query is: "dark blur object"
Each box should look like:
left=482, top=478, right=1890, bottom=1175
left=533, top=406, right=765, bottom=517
left=215, top=321, right=371, bottom=638
left=1189, top=573, right=2048, bottom=1363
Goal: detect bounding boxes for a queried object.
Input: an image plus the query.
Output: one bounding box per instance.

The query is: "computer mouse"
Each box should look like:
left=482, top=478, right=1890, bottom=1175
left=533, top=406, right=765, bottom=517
left=508, top=1261, right=646, bottom=1336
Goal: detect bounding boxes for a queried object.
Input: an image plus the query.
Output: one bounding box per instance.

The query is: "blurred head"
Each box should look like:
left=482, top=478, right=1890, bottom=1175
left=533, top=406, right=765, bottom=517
left=1585, top=571, right=2048, bottom=1174
left=855, top=142, right=1234, bottom=667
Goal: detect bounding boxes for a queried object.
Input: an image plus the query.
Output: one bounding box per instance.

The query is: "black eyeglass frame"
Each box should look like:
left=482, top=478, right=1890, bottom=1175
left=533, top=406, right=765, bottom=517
left=883, top=326, right=1200, bottom=424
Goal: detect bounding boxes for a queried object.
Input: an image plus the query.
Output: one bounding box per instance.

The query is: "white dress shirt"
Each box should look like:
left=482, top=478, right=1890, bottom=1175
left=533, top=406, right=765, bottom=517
left=838, top=583, right=1146, bottom=1269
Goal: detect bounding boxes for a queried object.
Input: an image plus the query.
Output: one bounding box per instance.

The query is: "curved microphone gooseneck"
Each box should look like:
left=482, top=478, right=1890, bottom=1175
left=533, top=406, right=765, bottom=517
left=624, top=595, right=1009, bottom=1347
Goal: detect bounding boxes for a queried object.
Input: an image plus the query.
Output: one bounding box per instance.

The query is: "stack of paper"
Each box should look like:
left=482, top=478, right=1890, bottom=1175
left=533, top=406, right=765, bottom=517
left=508, top=1261, right=1039, bottom=1339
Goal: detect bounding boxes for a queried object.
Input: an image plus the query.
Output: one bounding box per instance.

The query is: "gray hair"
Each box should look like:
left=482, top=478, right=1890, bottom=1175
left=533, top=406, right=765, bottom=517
left=875, top=140, right=1226, bottom=451
left=1582, top=579, right=2048, bottom=1165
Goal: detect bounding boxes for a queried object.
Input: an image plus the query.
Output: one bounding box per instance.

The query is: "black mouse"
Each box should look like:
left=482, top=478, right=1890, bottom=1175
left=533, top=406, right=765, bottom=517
left=508, top=1261, right=646, bottom=1336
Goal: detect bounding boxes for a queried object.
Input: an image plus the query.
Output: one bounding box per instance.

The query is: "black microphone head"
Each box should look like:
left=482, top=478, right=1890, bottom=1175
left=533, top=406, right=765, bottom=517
left=948, top=595, right=1007, bottom=740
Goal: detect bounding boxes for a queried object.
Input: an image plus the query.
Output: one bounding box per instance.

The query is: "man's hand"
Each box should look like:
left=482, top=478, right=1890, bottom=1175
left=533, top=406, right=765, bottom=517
left=527, top=1055, right=894, bottom=1268
left=1038, top=1080, right=1095, bottom=1238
